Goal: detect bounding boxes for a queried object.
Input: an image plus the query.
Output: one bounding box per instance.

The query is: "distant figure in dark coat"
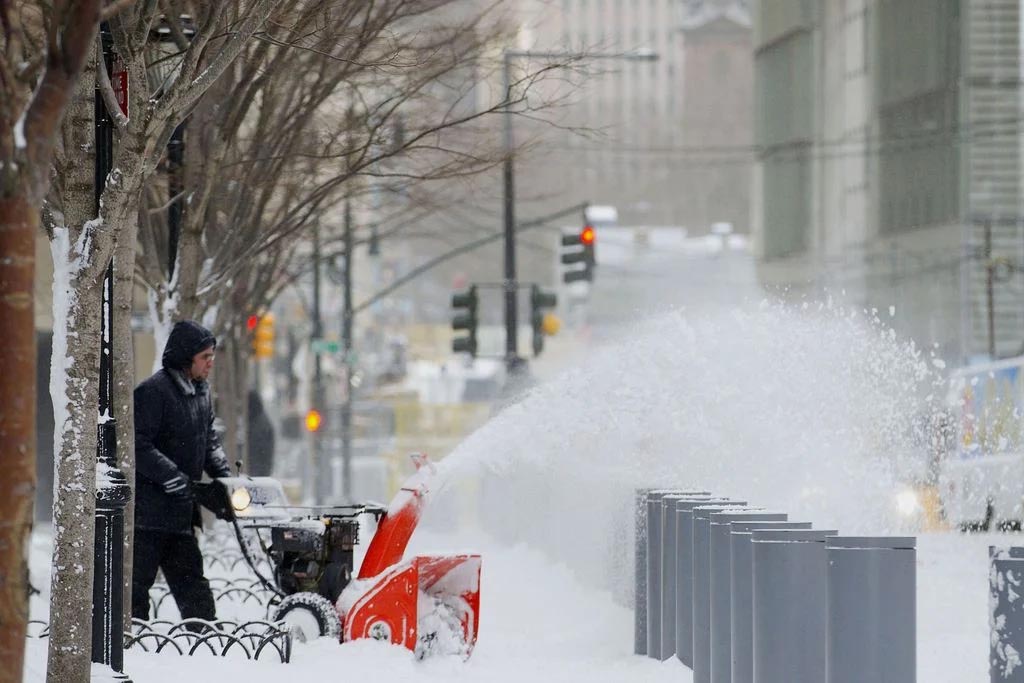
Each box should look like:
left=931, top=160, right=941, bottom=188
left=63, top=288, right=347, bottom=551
left=131, top=320, right=231, bottom=623
left=247, top=390, right=276, bottom=476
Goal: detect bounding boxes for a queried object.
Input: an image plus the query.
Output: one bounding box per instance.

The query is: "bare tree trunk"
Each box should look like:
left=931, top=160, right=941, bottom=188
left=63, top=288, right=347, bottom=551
left=1, top=1, right=104, bottom=679
left=215, top=336, right=240, bottom=468
left=46, top=237, right=104, bottom=683
left=113, top=229, right=136, bottom=632
left=45, top=55, right=111, bottom=683
left=0, top=196, right=37, bottom=683
left=175, top=204, right=205, bottom=320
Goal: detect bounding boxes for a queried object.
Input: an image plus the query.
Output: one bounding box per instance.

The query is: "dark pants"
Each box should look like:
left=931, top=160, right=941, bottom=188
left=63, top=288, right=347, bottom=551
left=132, top=529, right=216, bottom=623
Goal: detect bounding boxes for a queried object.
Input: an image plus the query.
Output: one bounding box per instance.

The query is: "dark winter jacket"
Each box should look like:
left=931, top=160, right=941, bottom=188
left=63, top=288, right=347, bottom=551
left=135, top=321, right=231, bottom=533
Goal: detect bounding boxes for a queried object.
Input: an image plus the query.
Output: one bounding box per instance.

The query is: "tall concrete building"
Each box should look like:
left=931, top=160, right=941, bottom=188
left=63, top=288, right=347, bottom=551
left=753, top=0, right=1024, bottom=363
left=511, top=0, right=753, bottom=232
left=678, top=0, right=753, bottom=233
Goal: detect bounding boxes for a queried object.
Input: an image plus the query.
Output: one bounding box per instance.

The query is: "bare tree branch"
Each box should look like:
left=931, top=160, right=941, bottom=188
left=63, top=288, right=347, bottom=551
left=101, top=0, right=138, bottom=20
left=96, top=42, right=128, bottom=130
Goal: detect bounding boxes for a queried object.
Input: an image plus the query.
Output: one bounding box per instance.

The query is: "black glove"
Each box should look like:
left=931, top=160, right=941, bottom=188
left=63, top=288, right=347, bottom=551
left=161, top=472, right=191, bottom=498
left=192, top=481, right=234, bottom=521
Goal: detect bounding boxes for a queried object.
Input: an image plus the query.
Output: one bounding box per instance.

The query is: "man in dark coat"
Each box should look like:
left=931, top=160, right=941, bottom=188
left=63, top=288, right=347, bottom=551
left=131, top=320, right=232, bottom=623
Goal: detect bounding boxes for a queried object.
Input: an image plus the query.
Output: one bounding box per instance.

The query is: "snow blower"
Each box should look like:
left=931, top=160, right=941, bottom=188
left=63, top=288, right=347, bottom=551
left=193, top=453, right=481, bottom=657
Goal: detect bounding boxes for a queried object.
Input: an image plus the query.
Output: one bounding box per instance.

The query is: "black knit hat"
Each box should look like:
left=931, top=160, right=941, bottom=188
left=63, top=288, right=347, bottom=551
left=161, top=320, right=217, bottom=371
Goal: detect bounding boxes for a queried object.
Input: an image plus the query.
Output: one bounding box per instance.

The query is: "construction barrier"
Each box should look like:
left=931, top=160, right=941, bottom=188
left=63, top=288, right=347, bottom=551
left=827, top=537, right=915, bottom=683
left=709, top=511, right=786, bottom=683
left=692, top=502, right=748, bottom=682
left=644, top=490, right=669, bottom=659
left=674, top=495, right=724, bottom=666
left=990, top=546, right=1024, bottom=682
left=634, top=488, right=652, bottom=656
left=752, top=528, right=835, bottom=683
left=730, top=520, right=812, bottom=683
left=659, top=492, right=710, bottom=658
left=635, top=488, right=917, bottom=683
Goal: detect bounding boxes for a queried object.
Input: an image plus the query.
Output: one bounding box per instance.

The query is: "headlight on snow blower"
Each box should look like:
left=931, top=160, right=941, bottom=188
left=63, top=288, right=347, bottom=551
left=895, top=488, right=921, bottom=517
left=231, top=486, right=252, bottom=512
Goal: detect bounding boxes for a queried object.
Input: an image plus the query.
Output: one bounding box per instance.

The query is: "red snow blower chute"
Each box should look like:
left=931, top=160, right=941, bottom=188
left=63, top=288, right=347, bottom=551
left=195, top=453, right=480, bottom=658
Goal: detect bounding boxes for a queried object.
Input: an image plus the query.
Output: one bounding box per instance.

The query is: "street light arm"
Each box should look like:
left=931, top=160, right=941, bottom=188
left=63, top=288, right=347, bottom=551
left=353, top=201, right=588, bottom=315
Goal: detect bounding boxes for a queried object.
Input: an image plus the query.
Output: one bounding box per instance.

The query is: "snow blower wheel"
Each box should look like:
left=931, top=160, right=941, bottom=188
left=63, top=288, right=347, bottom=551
left=273, top=592, right=341, bottom=642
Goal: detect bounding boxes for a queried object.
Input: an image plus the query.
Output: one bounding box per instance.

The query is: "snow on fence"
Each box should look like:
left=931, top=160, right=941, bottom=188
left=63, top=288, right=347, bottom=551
left=634, top=488, right=916, bottom=683
left=25, top=617, right=292, bottom=663
left=125, top=618, right=292, bottom=662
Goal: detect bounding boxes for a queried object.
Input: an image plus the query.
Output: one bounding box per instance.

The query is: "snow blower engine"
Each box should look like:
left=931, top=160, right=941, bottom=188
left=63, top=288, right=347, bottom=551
left=194, top=454, right=481, bottom=657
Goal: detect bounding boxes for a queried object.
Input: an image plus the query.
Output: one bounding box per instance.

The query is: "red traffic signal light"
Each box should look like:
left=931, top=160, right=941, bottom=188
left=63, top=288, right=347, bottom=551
left=247, top=314, right=259, bottom=332
left=580, top=225, right=595, bottom=245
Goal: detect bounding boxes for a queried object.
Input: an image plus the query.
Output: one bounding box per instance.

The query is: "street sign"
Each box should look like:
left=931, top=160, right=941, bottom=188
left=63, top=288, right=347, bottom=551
left=311, top=338, right=340, bottom=354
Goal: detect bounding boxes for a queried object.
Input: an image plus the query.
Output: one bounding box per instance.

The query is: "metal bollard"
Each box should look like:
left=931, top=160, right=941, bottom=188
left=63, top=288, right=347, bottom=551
left=634, top=488, right=654, bottom=655
left=646, top=491, right=666, bottom=659
left=645, top=489, right=693, bottom=659
left=674, top=495, right=725, bottom=667
left=708, top=511, right=787, bottom=683
left=990, top=546, right=1024, bottom=682
left=660, top=493, right=710, bottom=660
left=752, top=529, right=836, bottom=683
left=729, top=521, right=812, bottom=683
left=826, top=537, right=916, bottom=683
left=692, top=503, right=749, bottom=683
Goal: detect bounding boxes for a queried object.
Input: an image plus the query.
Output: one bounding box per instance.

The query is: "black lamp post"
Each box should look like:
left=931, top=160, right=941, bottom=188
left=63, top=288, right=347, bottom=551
left=91, top=24, right=132, bottom=682
left=146, top=20, right=193, bottom=280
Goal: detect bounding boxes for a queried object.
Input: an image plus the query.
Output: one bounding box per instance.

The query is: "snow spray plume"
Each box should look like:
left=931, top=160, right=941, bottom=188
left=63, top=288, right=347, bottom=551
left=426, top=300, right=944, bottom=601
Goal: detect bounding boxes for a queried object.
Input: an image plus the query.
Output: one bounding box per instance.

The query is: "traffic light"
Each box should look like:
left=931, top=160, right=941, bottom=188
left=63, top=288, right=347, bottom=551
left=451, top=285, right=478, bottom=355
left=304, top=408, right=322, bottom=432
left=561, top=225, right=596, bottom=283
left=252, top=313, right=275, bottom=359
left=530, top=285, right=557, bottom=356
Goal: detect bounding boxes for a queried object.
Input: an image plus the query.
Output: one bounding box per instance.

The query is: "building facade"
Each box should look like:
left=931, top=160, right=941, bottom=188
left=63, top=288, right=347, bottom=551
left=512, top=0, right=753, bottom=232
left=753, top=0, right=1024, bottom=363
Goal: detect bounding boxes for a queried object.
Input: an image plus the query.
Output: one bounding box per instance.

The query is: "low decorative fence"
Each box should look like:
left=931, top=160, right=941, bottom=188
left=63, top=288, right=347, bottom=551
left=28, top=523, right=293, bottom=663
left=26, top=617, right=291, bottom=663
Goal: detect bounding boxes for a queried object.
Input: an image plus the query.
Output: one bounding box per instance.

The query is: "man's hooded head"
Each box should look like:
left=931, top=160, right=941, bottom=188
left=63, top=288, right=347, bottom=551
left=162, top=321, right=217, bottom=373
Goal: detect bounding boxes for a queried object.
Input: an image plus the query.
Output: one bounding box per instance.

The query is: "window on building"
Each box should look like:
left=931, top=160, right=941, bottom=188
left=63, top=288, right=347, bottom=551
left=876, top=0, right=960, bottom=233
left=757, top=13, right=814, bottom=259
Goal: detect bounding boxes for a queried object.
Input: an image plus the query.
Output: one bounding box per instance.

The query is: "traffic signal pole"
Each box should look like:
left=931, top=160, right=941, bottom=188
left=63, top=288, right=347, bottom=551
left=312, top=222, right=326, bottom=504
left=501, top=52, right=520, bottom=373
left=340, top=201, right=354, bottom=503
left=500, top=49, right=656, bottom=375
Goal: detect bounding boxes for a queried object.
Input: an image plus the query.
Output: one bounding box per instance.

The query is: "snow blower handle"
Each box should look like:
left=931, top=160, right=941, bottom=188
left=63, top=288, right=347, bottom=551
left=191, top=480, right=235, bottom=522
left=194, top=479, right=285, bottom=599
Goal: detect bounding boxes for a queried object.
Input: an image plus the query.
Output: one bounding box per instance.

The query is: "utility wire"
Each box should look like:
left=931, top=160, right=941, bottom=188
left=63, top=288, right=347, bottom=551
left=354, top=202, right=587, bottom=314
left=538, top=114, right=1024, bottom=166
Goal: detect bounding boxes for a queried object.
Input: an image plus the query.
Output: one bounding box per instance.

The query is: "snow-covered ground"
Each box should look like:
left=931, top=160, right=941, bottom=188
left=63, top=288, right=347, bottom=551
left=22, top=244, right=998, bottom=681
left=22, top=525, right=1008, bottom=682
left=23, top=526, right=683, bottom=683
